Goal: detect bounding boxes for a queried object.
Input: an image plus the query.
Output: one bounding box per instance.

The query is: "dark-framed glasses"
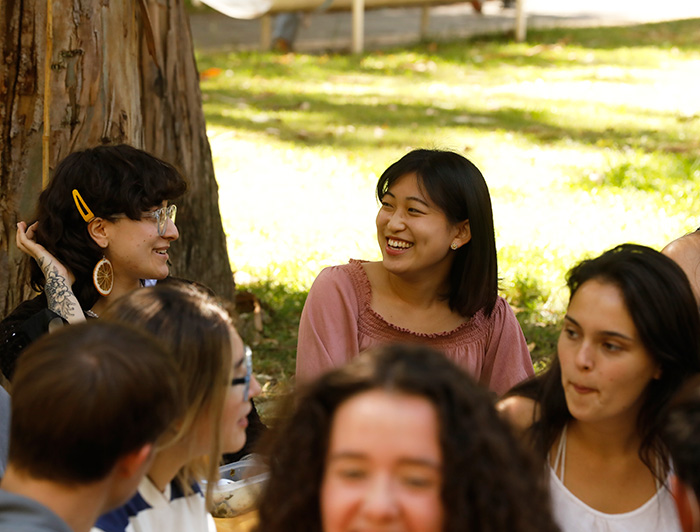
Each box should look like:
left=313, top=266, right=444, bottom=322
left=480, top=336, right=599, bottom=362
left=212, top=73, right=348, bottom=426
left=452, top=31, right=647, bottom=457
left=231, top=345, right=253, bottom=401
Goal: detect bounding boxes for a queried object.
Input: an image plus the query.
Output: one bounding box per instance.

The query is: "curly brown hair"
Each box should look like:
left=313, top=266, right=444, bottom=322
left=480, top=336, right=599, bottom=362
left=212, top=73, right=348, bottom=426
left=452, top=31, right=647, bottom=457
left=29, top=144, right=187, bottom=310
left=256, top=344, right=560, bottom=532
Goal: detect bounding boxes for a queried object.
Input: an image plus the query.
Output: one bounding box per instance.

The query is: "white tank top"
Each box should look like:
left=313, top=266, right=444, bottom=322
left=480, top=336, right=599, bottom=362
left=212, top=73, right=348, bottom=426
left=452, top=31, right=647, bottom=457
left=548, top=426, right=681, bottom=532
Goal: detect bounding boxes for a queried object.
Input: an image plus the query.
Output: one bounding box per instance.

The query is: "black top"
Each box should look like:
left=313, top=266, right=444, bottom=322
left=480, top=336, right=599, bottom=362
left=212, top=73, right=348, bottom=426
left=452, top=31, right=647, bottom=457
left=0, top=294, right=68, bottom=381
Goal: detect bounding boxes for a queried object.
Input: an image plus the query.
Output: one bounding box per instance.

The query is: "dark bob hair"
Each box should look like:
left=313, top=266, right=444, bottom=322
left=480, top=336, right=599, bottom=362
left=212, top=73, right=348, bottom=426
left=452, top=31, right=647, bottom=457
left=30, top=144, right=187, bottom=309
left=376, top=149, right=497, bottom=317
left=256, top=344, right=560, bottom=532
left=507, top=243, right=700, bottom=479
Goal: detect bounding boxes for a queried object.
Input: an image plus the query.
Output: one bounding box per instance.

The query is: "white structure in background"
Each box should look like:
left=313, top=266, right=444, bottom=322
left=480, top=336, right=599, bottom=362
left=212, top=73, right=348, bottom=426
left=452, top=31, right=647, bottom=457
left=196, top=0, right=526, bottom=53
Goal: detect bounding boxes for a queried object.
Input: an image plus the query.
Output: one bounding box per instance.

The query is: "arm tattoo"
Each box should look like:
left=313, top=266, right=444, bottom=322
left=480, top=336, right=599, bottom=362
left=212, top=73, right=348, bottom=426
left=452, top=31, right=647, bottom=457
left=39, top=258, right=81, bottom=321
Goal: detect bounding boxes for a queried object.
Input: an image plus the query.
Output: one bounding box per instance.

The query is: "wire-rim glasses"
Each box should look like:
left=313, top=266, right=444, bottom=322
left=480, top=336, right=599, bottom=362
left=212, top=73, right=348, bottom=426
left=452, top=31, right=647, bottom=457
left=143, top=204, right=177, bottom=236
left=110, top=204, right=177, bottom=237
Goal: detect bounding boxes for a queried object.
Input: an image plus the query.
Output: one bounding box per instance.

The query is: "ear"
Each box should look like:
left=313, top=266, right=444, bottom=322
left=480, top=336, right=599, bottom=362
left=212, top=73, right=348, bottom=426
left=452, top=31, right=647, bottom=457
left=87, top=218, right=110, bottom=249
left=451, top=220, right=471, bottom=249
left=671, top=475, right=700, bottom=532
left=114, top=443, right=154, bottom=479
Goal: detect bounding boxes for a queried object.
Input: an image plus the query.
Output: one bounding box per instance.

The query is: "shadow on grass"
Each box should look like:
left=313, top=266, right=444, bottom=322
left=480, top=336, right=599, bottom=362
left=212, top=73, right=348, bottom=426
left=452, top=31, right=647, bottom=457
left=506, top=19, right=700, bottom=52
left=236, top=281, right=307, bottom=384
left=204, top=86, right=699, bottom=164
left=196, top=19, right=700, bottom=79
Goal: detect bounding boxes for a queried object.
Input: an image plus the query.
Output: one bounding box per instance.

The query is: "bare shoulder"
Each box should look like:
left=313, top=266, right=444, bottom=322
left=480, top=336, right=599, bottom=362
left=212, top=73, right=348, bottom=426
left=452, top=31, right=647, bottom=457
left=496, top=396, right=538, bottom=434
left=662, top=230, right=700, bottom=260
left=662, top=231, right=700, bottom=301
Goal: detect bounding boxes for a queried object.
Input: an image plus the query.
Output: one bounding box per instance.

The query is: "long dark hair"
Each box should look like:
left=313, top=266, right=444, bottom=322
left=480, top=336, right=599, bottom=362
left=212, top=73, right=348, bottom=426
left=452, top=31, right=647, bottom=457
left=662, top=374, right=700, bottom=497
left=30, top=144, right=187, bottom=309
left=507, top=244, right=700, bottom=479
left=376, top=149, right=497, bottom=317
left=257, top=344, right=560, bottom=532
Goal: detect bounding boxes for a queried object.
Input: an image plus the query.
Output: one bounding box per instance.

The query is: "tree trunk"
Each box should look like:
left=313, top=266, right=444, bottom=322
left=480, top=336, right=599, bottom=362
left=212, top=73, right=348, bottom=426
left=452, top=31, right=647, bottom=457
left=0, top=0, right=235, bottom=318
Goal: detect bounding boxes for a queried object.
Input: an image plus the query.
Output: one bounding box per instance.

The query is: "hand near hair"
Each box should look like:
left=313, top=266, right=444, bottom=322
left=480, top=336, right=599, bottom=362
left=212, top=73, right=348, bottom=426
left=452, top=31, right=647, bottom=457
left=16, top=221, right=85, bottom=324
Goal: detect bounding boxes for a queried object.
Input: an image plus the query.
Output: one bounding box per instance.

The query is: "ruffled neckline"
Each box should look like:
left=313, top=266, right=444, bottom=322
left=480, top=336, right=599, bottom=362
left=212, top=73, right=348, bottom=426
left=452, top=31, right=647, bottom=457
left=346, top=259, right=488, bottom=340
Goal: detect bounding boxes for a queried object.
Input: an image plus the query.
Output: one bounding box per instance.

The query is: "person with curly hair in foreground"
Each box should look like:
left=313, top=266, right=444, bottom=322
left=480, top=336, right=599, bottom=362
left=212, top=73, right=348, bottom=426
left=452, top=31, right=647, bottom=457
left=257, top=343, right=560, bottom=532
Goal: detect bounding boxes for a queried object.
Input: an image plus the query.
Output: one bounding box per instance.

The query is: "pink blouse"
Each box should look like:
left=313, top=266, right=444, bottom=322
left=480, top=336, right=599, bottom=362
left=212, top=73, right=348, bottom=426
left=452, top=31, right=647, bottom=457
left=296, top=260, right=534, bottom=395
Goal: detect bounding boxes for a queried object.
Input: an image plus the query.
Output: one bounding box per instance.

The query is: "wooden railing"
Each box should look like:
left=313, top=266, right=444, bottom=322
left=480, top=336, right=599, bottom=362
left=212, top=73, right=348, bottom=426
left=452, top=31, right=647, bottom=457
left=197, top=0, right=526, bottom=53
left=261, top=0, right=526, bottom=52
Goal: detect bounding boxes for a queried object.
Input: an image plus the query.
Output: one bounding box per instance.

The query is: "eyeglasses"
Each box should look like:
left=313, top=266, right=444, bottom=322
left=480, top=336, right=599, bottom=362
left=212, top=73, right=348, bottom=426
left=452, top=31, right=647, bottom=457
left=110, top=204, right=177, bottom=236
left=231, top=345, right=253, bottom=401
left=142, top=205, right=177, bottom=237
left=72, top=190, right=177, bottom=237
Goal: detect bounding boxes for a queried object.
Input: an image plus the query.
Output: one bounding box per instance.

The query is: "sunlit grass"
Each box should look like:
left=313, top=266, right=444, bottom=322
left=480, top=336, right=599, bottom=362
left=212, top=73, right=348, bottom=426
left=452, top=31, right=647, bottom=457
left=198, top=19, right=700, bottom=380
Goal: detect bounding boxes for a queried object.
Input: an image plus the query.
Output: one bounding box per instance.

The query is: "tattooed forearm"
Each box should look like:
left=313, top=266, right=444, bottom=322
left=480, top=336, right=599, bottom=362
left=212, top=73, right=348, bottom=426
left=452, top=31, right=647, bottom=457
left=45, top=269, right=79, bottom=320
left=39, top=258, right=84, bottom=323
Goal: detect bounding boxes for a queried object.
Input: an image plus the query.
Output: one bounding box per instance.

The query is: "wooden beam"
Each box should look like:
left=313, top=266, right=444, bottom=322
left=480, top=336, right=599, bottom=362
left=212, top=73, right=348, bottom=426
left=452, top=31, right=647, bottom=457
left=261, top=14, right=272, bottom=49
left=420, top=5, right=430, bottom=39
left=351, top=0, right=365, bottom=53
left=515, top=0, right=526, bottom=42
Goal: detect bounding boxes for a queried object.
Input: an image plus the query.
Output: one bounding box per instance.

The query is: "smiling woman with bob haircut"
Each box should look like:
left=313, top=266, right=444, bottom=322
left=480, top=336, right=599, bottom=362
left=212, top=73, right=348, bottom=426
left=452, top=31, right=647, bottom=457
left=296, top=149, right=533, bottom=395
left=257, top=343, right=560, bottom=532
left=499, top=244, right=700, bottom=532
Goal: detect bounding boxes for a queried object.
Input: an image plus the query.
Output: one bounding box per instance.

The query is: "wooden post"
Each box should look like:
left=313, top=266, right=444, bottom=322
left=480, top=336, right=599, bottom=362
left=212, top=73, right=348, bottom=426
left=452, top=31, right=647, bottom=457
left=515, top=0, right=526, bottom=42
left=43, top=0, right=53, bottom=189
left=261, top=14, right=272, bottom=50
left=351, top=0, right=365, bottom=54
left=420, top=5, right=430, bottom=40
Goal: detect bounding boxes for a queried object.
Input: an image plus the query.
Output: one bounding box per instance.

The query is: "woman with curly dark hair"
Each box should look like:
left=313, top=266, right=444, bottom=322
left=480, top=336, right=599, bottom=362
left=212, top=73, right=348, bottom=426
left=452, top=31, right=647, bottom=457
left=0, top=144, right=186, bottom=380
left=499, top=244, right=700, bottom=532
left=257, top=343, right=560, bottom=532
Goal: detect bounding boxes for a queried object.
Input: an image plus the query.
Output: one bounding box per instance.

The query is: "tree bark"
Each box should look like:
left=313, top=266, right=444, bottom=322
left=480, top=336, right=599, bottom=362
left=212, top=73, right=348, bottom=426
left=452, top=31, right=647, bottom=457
left=0, top=0, right=234, bottom=318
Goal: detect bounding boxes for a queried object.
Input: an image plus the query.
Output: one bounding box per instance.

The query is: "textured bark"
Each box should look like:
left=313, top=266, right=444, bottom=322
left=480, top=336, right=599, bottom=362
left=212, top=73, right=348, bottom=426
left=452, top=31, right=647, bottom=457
left=0, top=0, right=234, bottom=318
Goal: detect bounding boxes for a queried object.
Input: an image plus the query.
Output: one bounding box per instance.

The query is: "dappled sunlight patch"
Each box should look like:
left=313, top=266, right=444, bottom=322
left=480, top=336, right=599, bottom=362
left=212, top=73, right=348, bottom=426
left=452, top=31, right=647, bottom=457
left=210, top=132, right=380, bottom=289
left=202, top=20, right=700, bottom=327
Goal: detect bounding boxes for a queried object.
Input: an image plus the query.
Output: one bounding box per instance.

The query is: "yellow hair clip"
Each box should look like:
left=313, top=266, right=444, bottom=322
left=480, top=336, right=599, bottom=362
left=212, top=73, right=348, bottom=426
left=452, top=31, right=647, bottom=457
left=72, top=189, right=95, bottom=223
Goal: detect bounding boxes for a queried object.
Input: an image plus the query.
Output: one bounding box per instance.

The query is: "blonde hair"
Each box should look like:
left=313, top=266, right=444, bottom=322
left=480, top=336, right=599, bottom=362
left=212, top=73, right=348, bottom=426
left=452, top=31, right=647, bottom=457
left=104, top=281, right=233, bottom=505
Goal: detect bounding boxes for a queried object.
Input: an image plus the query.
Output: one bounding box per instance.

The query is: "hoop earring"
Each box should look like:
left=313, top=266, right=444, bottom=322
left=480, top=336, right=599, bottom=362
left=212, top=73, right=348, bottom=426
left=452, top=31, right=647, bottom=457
left=93, top=256, right=114, bottom=296
left=450, top=242, right=459, bottom=250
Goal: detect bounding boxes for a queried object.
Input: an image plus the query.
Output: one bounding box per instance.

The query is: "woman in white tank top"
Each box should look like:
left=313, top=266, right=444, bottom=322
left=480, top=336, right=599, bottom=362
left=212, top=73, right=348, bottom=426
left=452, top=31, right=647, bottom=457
left=498, top=244, right=700, bottom=532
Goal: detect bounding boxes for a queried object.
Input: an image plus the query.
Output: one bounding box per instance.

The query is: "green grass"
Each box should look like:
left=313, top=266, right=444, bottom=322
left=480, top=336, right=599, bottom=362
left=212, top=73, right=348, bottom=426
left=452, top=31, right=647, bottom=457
left=197, top=19, right=700, bottom=385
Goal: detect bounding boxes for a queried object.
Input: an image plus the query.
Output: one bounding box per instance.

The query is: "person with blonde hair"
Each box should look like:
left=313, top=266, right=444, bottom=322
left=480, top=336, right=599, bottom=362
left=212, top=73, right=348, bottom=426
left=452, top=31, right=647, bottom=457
left=93, top=283, right=261, bottom=532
